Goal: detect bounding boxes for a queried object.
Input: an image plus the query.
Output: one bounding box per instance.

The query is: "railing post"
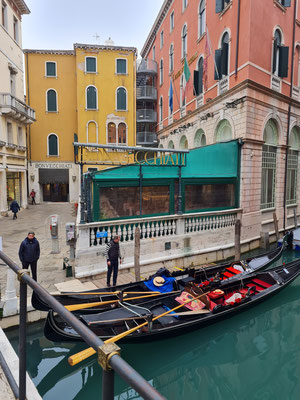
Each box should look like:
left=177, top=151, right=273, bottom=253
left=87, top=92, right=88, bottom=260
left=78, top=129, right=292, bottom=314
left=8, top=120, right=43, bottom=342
left=18, top=269, right=29, bottom=400
left=102, top=370, right=115, bottom=400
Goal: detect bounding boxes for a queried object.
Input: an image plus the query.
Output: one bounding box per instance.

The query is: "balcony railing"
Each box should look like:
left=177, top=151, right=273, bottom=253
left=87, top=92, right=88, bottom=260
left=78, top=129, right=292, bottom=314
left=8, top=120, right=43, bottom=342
left=137, top=59, right=158, bottom=74
left=136, top=85, right=157, bottom=100
left=136, top=131, right=158, bottom=145
left=0, top=93, right=35, bottom=123
left=136, top=109, right=157, bottom=123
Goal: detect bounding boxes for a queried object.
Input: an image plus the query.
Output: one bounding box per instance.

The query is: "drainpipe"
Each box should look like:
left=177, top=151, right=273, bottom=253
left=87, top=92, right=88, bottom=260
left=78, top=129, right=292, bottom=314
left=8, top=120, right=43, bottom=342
left=235, top=0, right=241, bottom=77
left=283, top=0, right=297, bottom=233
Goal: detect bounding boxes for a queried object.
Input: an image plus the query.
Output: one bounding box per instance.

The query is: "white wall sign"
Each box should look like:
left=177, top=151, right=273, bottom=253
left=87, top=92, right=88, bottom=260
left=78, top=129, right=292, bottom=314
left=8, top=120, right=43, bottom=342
left=35, top=163, right=73, bottom=169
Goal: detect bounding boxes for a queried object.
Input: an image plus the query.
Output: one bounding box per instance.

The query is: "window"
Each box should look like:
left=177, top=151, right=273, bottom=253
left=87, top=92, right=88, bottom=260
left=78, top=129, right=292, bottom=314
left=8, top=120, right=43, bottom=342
left=215, top=119, right=232, bottom=142
left=7, top=122, right=13, bottom=144
left=169, top=44, right=174, bottom=72
left=46, top=62, right=57, bottom=77
left=142, top=186, right=170, bottom=215
left=13, top=17, right=19, bottom=42
left=10, top=72, right=16, bottom=96
left=159, top=96, right=163, bottom=122
left=278, top=0, right=292, bottom=6
left=46, top=89, right=57, bottom=112
left=48, top=134, right=58, bottom=156
left=86, top=57, right=97, bottom=73
left=179, top=135, right=188, bottom=149
left=214, top=32, right=229, bottom=80
left=194, top=129, right=206, bottom=147
left=99, top=186, right=140, bottom=219
left=287, top=126, right=300, bottom=205
left=118, top=123, right=127, bottom=144
left=153, top=46, right=156, bottom=61
left=160, top=59, right=164, bottom=85
left=107, top=122, right=116, bottom=143
left=116, top=87, right=127, bottom=111
left=180, top=74, right=186, bottom=107
left=183, top=0, right=188, bottom=11
left=87, top=121, right=98, bottom=143
left=116, top=59, right=127, bottom=74
left=194, top=57, right=204, bottom=95
left=182, top=24, right=188, bottom=58
left=170, top=11, right=174, bottom=32
left=261, top=120, right=278, bottom=209
left=215, top=0, right=230, bottom=13
left=86, top=86, right=97, bottom=110
left=272, top=29, right=289, bottom=78
left=168, top=140, right=175, bottom=149
left=17, top=127, right=23, bottom=146
left=199, top=1, right=206, bottom=38
left=185, top=183, right=235, bottom=211
left=160, top=30, right=164, bottom=48
left=2, top=2, right=7, bottom=29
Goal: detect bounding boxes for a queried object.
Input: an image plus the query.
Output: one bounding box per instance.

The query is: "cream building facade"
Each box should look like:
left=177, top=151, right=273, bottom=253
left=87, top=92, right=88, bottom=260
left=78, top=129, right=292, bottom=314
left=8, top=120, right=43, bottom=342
left=0, top=0, right=35, bottom=213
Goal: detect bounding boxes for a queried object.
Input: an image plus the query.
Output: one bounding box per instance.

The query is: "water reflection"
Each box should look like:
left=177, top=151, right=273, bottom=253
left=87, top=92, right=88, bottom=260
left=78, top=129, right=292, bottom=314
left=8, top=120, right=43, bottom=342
left=5, top=249, right=300, bottom=400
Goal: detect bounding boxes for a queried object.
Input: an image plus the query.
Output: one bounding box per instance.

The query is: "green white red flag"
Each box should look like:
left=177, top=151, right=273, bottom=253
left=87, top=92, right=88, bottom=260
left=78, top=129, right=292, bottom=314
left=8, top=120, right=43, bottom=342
left=183, top=57, right=192, bottom=99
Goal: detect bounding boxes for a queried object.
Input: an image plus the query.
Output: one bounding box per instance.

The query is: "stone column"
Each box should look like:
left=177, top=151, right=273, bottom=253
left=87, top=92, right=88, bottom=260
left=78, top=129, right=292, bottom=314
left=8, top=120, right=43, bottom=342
left=0, top=237, right=18, bottom=316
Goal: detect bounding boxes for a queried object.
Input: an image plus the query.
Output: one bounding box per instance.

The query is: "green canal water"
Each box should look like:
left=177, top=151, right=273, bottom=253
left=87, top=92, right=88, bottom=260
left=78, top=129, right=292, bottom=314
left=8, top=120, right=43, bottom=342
left=5, top=248, right=300, bottom=400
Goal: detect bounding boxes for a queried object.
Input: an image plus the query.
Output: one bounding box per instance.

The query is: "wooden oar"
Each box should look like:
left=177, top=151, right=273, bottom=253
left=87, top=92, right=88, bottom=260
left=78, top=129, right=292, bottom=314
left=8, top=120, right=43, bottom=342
left=65, top=291, right=180, bottom=312
left=68, top=290, right=210, bottom=366
left=59, top=291, right=161, bottom=296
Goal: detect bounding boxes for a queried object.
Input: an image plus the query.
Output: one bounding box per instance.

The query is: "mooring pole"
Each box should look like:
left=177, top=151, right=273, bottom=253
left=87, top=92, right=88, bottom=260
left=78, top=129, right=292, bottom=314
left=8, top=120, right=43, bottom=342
left=235, top=219, right=241, bottom=261
left=134, top=227, right=141, bottom=281
left=102, top=369, right=115, bottom=400
left=18, top=270, right=29, bottom=400
left=178, top=154, right=182, bottom=215
left=273, top=212, right=279, bottom=242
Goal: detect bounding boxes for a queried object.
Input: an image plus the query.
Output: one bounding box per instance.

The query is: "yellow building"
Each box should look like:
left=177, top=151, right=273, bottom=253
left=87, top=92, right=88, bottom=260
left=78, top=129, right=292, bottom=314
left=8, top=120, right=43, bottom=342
left=24, top=41, right=137, bottom=203
left=0, top=0, right=34, bottom=213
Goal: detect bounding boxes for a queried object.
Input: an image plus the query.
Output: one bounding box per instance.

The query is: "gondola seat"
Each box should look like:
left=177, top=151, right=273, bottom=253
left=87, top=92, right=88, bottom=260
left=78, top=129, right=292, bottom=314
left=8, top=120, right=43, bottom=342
left=227, top=266, right=243, bottom=275
left=252, top=279, right=272, bottom=288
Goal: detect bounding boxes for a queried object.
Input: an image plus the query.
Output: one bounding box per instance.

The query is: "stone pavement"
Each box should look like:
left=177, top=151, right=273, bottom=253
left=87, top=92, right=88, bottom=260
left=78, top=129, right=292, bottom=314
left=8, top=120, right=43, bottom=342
left=0, top=203, right=76, bottom=295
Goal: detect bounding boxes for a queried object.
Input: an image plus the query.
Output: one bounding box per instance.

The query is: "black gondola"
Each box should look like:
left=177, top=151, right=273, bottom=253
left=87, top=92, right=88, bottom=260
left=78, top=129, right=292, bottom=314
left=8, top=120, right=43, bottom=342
left=32, top=233, right=290, bottom=312
left=44, top=258, right=300, bottom=344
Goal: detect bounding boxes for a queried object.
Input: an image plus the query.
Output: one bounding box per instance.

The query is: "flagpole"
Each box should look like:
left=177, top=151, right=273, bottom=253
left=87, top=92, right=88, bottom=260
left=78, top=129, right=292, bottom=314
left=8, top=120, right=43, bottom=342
left=171, top=75, right=181, bottom=112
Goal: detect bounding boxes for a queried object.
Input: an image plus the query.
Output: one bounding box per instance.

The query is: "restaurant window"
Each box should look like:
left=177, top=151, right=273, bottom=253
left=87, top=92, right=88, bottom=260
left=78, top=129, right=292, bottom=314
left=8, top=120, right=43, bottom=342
left=185, top=183, right=235, bottom=211
left=46, top=62, right=57, bottom=77
left=142, top=186, right=170, bottom=215
left=107, top=122, right=116, bottom=143
left=86, top=57, right=97, bottom=73
left=99, top=186, right=140, bottom=219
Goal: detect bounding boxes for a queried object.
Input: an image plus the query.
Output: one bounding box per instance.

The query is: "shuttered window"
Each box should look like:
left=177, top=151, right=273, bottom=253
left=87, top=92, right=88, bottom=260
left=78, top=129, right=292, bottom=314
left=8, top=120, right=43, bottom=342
left=216, top=0, right=230, bottom=13
left=116, top=87, right=127, bottom=110
left=86, top=86, right=97, bottom=110
left=272, top=29, right=289, bottom=78
left=46, top=62, right=56, bottom=77
left=47, top=90, right=57, bottom=112
left=86, top=57, right=96, bottom=73
left=214, top=32, right=229, bottom=80
left=194, top=58, right=203, bottom=95
left=48, top=134, right=58, bottom=156
left=116, top=59, right=127, bottom=74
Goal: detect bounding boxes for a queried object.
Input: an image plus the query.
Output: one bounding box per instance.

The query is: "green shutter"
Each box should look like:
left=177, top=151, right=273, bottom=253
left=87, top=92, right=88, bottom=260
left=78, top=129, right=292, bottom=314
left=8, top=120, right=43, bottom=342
left=47, top=90, right=57, bottom=112
left=283, top=0, right=291, bottom=6
left=279, top=46, right=289, bottom=78
left=86, top=57, right=96, bottom=72
left=48, top=134, right=58, bottom=155
left=193, top=70, right=199, bottom=95
left=46, top=62, right=56, bottom=76
left=117, top=59, right=126, bottom=74
left=117, top=88, right=127, bottom=110
left=272, top=41, right=278, bottom=74
left=221, top=43, right=228, bottom=76
left=87, top=86, right=97, bottom=109
left=216, top=0, right=223, bottom=13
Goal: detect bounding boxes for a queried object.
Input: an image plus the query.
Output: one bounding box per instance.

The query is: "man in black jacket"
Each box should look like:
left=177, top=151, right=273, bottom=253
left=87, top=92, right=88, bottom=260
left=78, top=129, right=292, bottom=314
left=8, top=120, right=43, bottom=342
left=19, top=232, right=40, bottom=281
left=104, top=235, right=122, bottom=287
left=10, top=200, right=20, bottom=220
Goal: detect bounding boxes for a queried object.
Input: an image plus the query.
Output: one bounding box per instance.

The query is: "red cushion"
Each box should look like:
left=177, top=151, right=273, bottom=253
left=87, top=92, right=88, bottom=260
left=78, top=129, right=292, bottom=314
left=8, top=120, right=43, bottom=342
left=246, top=283, right=264, bottom=292
left=227, top=266, right=243, bottom=275
left=223, top=271, right=235, bottom=278
left=207, top=290, right=224, bottom=300
left=252, top=279, right=272, bottom=288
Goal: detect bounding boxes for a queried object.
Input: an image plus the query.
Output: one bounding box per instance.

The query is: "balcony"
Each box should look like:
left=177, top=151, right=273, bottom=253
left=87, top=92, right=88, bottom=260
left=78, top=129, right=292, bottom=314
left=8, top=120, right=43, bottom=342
left=136, top=131, right=158, bottom=145
left=136, top=59, right=157, bottom=75
left=136, top=85, right=157, bottom=101
left=136, top=109, right=157, bottom=123
left=0, top=93, right=35, bottom=123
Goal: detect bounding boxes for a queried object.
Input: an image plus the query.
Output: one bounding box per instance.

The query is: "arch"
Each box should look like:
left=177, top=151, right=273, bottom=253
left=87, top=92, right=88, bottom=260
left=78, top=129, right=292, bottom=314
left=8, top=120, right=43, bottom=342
left=159, top=96, right=163, bottom=122
left=46, top=89, right=57, bottom=112
left=160, top=58, right=164, bottom=85
left=289, top=126, right=300, bottom=150
left=86, top=85, right=97, bottom=110
left=107, top=122, right=116, bottom=144
left=179, top=135, right=188, bottom=149
left=263, top=119, right=278, bottom=146
left=168, top=140, right=175, bottom=149
left=116, top=87, right=127, bottom=111
left=221, top=31, right=230, bottom=76
left=169, top=43, right=174, bottom=72
left=272, top=28, right=283, bottom=75
left=118, top=122, right=127, bottom=144
left=158, top=143, right=164, bottom=149
left=197, top=56, right=204, bottom=94
left=182, top=23, right=188, bottom=58
left=180, top=74, right=186, bottom=107
left=198, top=0, right=205, bottom=38
left=194, top=128, right=206, bottom=147
left=47, top=133, right=58, bottom=156
left=86, top=120, right=98, bottom=143
left=215, top=119, right=232, bottom=142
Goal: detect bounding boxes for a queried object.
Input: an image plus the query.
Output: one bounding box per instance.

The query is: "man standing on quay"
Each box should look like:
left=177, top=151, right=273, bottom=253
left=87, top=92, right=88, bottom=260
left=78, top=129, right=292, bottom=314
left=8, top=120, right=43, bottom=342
left=18, top=232, right=40, bottom=281
left=104, top=235, right=122, bottom=287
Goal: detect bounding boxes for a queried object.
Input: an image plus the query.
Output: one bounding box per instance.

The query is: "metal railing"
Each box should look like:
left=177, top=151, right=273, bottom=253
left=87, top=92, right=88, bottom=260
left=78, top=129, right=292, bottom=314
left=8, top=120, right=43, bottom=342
left=0, top=93, right=36, bottom=120
left=137, top=109, right=157, bottom=122
left=0, top=250, right=165, bottom=400
left=136, top=59, right=158, bottom=74
left=136, top=85, right=157, bottom=100
left=136, top=131, right=158, bottom=145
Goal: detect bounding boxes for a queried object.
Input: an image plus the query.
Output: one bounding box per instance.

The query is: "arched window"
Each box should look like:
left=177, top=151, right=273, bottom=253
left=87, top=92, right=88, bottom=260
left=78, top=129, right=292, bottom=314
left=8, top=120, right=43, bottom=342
left=194, top=129, right=206, bottom=147
left=180, top=74, right=186, bottom=107
left=86, top=86, right=97, bottom=110
left=199, top=1, right=205, bottom=38
left=182, top=24, right=188, bottom=58
left=169, top=44, right=174, bottom=73
left=179, top=135, right=188, bottom=149
left=87, top=121, right=98, bottom=143
left=46, top=89, right=57, bottom=112
left=273, top=29, right=282, bottom=76
left=196, top=57, right=204, bottom=95
left=116, top=87, right=127, bottom=111
left=287, top=126, right=300, bottom=205
left=216, top=119, right=232, bottom=142
left=221, top=32, right=229, bottom=76
left=160, top=59, right=164, bottom=85
left=261, top=119, right=278, bottom=209
left=159, top=96, right=163, bottom=122
left=107, top=122, right=116, bottom=144
left=48, top=134, right=58, bottom=156
left=168, top=140, right=175, bottom=149
left=118, top=123, right=127, bottom=144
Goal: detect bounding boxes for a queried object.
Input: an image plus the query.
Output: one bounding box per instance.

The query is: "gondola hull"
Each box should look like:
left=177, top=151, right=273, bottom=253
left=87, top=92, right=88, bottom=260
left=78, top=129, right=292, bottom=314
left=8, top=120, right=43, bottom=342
left=44, top=259, right=300, bottom=344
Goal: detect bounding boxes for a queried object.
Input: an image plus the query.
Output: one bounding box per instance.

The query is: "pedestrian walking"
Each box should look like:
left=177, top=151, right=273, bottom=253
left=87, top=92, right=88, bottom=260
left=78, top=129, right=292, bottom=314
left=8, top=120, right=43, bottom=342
left=10, top=200, right=20, bottom=220
left=18, top=232, right=40, bottom=281
left=30, top=189, right=36, bottom=205
left=104, top=235, right=122, bottom=287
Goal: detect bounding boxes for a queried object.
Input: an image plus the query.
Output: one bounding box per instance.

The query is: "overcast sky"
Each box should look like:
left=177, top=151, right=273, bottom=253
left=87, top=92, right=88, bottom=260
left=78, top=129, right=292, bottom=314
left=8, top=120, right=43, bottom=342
left=22, top=0, right=163, bottom=56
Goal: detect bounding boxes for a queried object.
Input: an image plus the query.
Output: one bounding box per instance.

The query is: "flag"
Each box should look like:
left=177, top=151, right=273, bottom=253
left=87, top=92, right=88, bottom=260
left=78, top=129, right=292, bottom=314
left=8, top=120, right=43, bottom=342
left=203, top=26, right=212, bottom=91
left=183, top=57, right=192, bottom=99
left=169, top=78, right=173, bottom=113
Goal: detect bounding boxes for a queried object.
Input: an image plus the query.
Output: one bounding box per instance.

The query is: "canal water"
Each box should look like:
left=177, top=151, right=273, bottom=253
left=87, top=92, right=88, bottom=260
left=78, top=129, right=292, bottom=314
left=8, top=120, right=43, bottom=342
left=5, top=248, right=300, bottom=400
